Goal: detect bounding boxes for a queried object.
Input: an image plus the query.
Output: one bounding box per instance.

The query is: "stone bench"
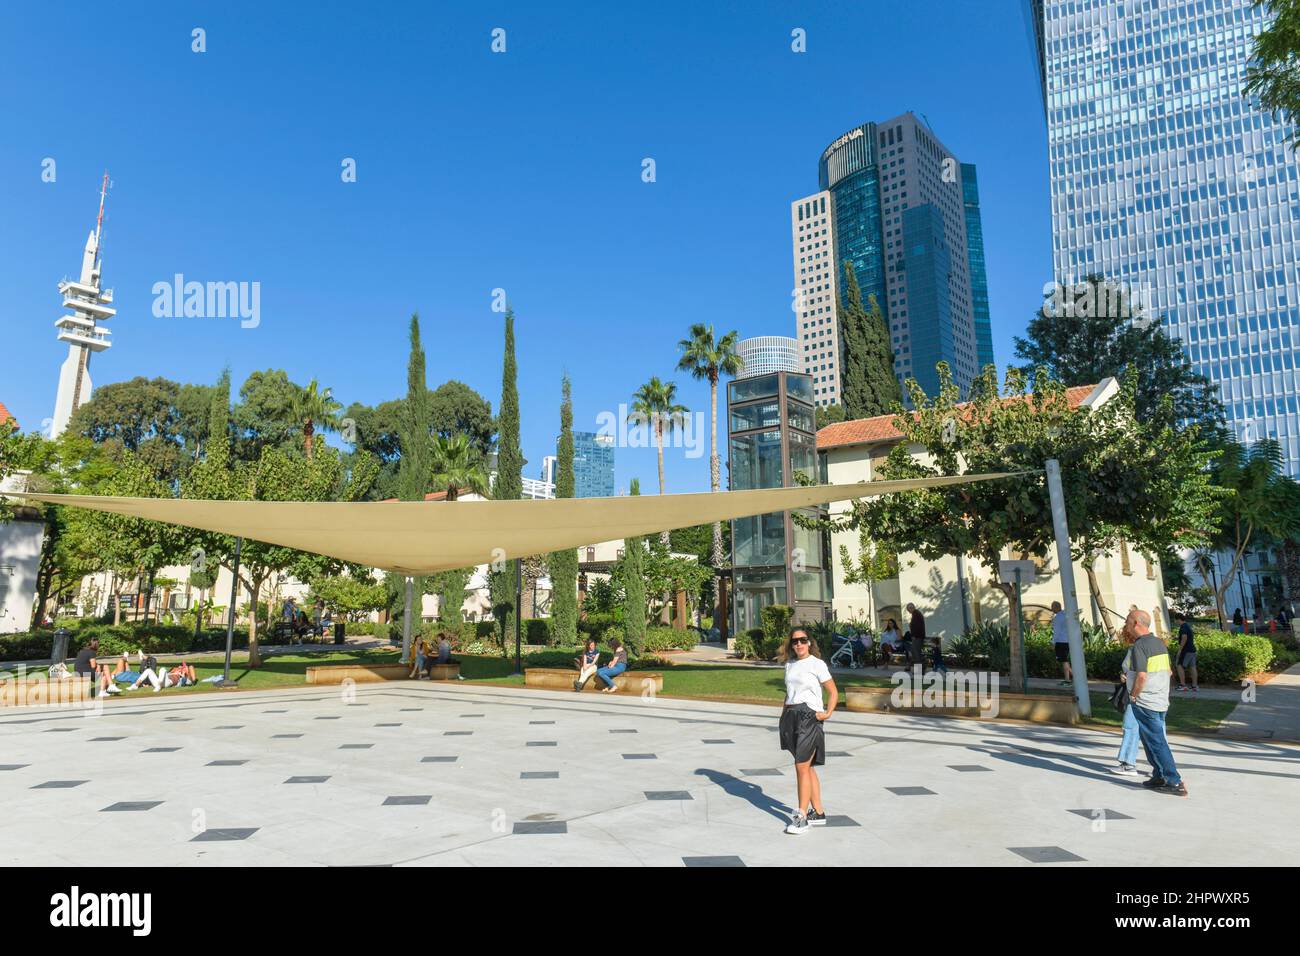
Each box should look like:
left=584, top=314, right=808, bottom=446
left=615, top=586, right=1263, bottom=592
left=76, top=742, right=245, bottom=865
left=305, top=661, right=461, bottom=685
left=525, top=667, right=663, bottom=695
left=0, top=674, right=94, bottom=708
left=844, top=684, right=1077, bottom=724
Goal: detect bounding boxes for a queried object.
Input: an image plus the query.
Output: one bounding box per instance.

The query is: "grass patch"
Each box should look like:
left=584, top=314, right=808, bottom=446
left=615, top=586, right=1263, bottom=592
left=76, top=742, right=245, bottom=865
left=1082, top=692, right=1237, bottom=736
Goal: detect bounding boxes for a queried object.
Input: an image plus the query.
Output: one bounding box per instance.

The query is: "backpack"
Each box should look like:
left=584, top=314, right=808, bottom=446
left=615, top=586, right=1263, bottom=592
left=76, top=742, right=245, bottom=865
left=143, top=655, right=159, bottom=673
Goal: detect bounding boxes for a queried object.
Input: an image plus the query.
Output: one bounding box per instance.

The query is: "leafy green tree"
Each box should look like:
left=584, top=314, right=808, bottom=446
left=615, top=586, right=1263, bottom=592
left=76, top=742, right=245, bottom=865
left=628, top=376, right=689, bottom=547
left=816, top=404, right=847, bottom=429
left=1246, top=0, right=1300, bottom=152
left=677, top=323, right=744, bottom=623
left=430, top=433, right=489, bottom=500
left=1200, top=438, right=1300, bottom=627
left=837, top=261, right=901, bottom=419
left=395, top=314, right=434, bottom=660
left=66, top=376, right=213, bottom=481
left=490, top=308, right=524, bottom=652
left=429, top=568, right=472, bottom=625
left=231, top=369, right=303, bottom=461
left=308, top=572, right=387, bottom=622
left=621, top=478, right=647, bottom=653
left=1014, top=276, right=1224, bottom=429
left=642, top=538, right=713, bottom=629
left=548, top=376, right=579, bottom=646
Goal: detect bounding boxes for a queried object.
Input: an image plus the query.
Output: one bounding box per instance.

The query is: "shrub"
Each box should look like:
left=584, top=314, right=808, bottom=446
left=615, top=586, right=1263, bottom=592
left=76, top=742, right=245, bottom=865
left=629, top=654, right=673, bottom=670
left=1186, top=630, right=1273, bottom=683
left=603, top=626, right=625, bottom=649
left=642, top=627, right=696, bottom=652
left=523, top=618, right=551, bottom=645
left=760, top=604, right=794, bottom=642
left=734, top=627, right=780, bottom=661
left=578, top=613, right=618, bottom=637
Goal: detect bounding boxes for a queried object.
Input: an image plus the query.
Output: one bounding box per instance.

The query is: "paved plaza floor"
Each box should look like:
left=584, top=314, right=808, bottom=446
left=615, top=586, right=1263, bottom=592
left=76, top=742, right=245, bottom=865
left=2, top=682, right=1297, bottom=867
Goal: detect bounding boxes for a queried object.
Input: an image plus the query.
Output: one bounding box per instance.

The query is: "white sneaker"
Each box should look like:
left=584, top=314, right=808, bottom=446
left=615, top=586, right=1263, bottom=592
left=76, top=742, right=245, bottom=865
left=1109, top=763, right=1139, bottom=776
left=785, top=813, right=809, bottom=835
left=104, top=684, right=121, bottom=695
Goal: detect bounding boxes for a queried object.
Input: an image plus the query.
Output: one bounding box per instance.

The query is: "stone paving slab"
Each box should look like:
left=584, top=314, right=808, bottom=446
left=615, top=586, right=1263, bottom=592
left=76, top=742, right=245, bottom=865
left=0, top=682, right=1296, bottom=867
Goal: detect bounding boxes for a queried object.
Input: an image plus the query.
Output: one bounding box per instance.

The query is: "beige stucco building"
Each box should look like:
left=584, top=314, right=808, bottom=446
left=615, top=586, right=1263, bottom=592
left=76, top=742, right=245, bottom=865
left=817, top=380, right=1169, bottom=642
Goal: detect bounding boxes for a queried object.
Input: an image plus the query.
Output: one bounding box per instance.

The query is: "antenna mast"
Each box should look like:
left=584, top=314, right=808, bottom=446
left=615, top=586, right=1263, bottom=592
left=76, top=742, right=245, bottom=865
left=93, top=170, right=110, bottom=258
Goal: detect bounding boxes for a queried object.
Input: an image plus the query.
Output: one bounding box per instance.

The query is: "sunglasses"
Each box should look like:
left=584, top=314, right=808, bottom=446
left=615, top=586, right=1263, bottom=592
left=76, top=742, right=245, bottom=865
left=791, top=637, right=810, bottom=645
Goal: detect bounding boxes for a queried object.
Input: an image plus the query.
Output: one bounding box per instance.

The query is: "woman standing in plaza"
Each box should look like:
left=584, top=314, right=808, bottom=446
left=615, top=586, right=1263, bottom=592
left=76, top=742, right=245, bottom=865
left=779, top=626, right=838, bottom=834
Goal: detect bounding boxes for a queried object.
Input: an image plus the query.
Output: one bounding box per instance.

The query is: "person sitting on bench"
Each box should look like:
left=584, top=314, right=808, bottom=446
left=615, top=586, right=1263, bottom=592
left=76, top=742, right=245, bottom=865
left=574, top=637, right=600, bottom=691
left=596, top=638, right=628, bottom=694
left=878, top=620, right=901, bottom=663
left=410, top=638, right=430, bottom=679
left=426, top=632, right=465, bottom=679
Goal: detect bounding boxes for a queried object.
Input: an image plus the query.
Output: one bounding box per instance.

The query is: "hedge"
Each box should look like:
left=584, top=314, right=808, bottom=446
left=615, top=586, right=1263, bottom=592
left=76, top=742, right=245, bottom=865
left=1, top=624, right=254, bottom=662
left=642, top=627, right=696, bottom=652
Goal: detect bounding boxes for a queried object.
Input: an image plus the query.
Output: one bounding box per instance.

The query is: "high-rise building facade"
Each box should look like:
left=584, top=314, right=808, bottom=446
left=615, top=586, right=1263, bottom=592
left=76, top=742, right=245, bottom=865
left=573, top=431, right=615, bottom=498
left=1026, top=0, right=1300, bottom=474
left=792, top=113, right=984, bottom=406
left=736, top=335, right=798, bottom=379
left=962, top=163, right=996, bottom=372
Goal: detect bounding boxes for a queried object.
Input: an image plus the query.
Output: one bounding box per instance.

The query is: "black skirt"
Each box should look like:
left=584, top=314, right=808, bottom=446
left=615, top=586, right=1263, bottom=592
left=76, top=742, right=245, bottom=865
left=779, top=703, right=825, bottom=766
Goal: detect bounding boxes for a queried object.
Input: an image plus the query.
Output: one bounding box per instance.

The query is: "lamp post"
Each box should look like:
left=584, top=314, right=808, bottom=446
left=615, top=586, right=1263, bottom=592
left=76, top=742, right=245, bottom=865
left=218, top=537, right=243, bottom=689
left=513, top=558, right=523, bottom=675
left=1045, top=459, right=1090, bottom=717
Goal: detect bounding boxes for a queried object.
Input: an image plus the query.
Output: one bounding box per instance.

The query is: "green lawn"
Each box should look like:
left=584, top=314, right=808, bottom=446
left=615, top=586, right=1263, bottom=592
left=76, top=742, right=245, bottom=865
left=1081, top=692, right=1237, bottom=735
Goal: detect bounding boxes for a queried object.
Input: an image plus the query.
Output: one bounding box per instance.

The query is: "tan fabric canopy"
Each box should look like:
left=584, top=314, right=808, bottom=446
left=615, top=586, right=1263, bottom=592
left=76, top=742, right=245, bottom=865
left=17, top=474, right=1014, bottom=575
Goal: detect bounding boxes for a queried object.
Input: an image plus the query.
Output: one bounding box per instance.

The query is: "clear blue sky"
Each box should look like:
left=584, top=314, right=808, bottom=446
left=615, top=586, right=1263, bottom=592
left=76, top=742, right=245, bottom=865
left=0, top=0, right=1050, bottom=495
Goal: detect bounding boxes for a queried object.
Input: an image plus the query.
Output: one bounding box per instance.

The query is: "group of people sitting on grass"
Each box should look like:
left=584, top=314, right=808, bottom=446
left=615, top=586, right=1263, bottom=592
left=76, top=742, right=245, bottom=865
left=572, top=636, right=629, bottom=693
left=409, top=633, right=464, bottom=680
left=73, top=639, right=203, bottom=695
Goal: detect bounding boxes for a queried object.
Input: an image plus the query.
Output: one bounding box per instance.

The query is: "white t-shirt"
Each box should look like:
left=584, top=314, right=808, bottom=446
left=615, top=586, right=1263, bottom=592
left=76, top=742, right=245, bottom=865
left=784, top=655, right=832, bottom=711
left=1052, top=611, right=1068, bottom=645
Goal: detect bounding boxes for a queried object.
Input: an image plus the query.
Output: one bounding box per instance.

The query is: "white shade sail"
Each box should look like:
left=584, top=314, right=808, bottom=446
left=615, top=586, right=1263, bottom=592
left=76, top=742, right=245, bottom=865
left=16, top=473, right=1015, bottom=575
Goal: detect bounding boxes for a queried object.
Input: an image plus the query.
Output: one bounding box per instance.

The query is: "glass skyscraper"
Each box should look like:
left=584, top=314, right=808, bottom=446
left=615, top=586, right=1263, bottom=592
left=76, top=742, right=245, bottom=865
left=793, top=112, right=985, bottom=404
left=1026, top=0, right=1300, bottom=475
left=962, top=163, right=996, bottom=371
left=572, top=431, right=615, bottom=498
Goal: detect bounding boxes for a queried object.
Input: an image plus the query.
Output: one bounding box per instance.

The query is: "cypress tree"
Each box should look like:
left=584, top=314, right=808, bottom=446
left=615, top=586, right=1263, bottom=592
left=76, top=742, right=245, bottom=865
left=838, top=260, right=901, bottom=419
left=396, top=314, right=432, bottom=660
left=622, top=478, right=647, bottom=657
left=490, top=308, right=524, bottom=650
left=548, top=375, right=578, bottom=645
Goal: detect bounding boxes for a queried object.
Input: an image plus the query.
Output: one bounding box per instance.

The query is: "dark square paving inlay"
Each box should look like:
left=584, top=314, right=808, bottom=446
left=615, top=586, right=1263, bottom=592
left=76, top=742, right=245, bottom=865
left=1009, top=846, right=1086, bottom=864
left=272, top=734, right=303, bottom=739
left=513, top=821, right=567, bottom=834
left=375, top=723, right=401, bottom=727
left=33, top=780, right=88, bottom=788
left=315, top=716, right=341, bottom=720
left=214, top=725, right=244, bottom=729
left=207, top=760, right=248, bottom=767
left=90, top=736, right=125, bottom=742
left=460, top=714, right=485, bottom=718
left=340, top=744, right=373, bottom=750
left=101, top=801, right=163, bottom=812
left=421, top=756, right=458, bottom=763
left=444, top=731, right=472, bottom=736
left=1067, top=808, right=1134, bottom=821
left=825, top=815, right=861, bottom=827
left=949, top=765, right=993, bottom=772
left=263, top=709, right=288, bottom=714
left=609, top=729, right=637, bottom=734
left=399, top=708, right=423, bottom=712
left=702, top=739, right=734, bottom=744
left=142, top=747, right=180, bottom=753
left=526, top=741, right=557, bottom=747
left=826, top=751, right=851, bottom=757
left=645, top=791, right=693, bottom=801
left=383, top=795, right=431, bottom=806
left=886, top=786, right=936, bottom=796
left=529, top=720, right=555, bottom=725
left=44, top=727, right=75, bottom=733
left=286, top=775, right=330, bottom=784
left=521, top=771, right=560, bottom=779
left=684, top=856, right=745, bottom=867
left=163, top=717, right=191, bottom=722
left=192, top=828, right=258, bottom=842
left=741, top=768, right=782, bottom=777
left=0, top=764, right=30, bottom=770
left=622, top=753, right=656, bottom=760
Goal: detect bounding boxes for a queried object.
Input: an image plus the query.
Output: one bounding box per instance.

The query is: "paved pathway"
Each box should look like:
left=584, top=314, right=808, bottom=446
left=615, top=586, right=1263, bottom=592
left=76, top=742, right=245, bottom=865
left=1219, top=662, right=1300, bottom=742
left=1, top=681, right=1295, bottom=867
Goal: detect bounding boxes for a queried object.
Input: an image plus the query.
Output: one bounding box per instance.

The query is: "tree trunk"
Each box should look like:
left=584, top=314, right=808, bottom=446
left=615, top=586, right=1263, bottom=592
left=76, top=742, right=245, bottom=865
left=401, top=576, right=414, bottom=663
left=111, top=574, right=122, bottom=626
left=248, top=576, right=263, bottom=667
left=710, top=376, right=725, bottom=632
left=1215, top=525, right=1253, bottom=631
left=1083, top=556, right=1116, bottom=638
left=304, top=420, right=315, bottom=459
left=997, top=581, right=1026, bottom=694
left=656, top=425, right=670, bottom=548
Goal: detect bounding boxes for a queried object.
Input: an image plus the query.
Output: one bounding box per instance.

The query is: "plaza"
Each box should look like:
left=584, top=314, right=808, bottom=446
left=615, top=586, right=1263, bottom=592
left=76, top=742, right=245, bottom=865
left=2, top=680, right=1296, bottom=867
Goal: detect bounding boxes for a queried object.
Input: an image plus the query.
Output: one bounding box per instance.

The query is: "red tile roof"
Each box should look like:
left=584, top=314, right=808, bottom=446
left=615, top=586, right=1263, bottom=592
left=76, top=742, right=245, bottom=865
left=816, top=384, right=1100, bottom=451
left=0, top=402, right=14, bottom=429
left=381, top=490, right=453, bottom=502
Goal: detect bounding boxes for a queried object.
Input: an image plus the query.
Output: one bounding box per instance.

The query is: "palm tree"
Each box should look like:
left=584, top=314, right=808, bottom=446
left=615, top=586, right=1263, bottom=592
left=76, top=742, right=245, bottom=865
left=677, top=323, right=744, bottom=569
left=628, top=376, right=689, bottom=546
left=286, top=379, right=343, bottom=459
left=430, top=432, right=490, bottom=501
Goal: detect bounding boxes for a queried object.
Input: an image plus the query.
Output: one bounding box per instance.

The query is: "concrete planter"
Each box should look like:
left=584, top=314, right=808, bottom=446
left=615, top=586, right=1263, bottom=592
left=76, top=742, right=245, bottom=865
left=844, top=684, right=1077, bottom=724
left=305, top=662, right=461, bottom=684
left=525, top=667, right=663, bottom=695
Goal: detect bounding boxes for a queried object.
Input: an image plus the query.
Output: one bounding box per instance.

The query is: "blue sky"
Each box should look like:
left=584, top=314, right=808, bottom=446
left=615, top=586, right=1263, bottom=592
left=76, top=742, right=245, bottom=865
left=0, top=0, right=1050, bottom=495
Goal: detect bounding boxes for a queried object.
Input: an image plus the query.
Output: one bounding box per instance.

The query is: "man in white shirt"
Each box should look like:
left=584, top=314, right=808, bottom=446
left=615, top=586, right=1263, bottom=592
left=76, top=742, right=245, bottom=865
left=1051, top=600, right=1072, bottom=686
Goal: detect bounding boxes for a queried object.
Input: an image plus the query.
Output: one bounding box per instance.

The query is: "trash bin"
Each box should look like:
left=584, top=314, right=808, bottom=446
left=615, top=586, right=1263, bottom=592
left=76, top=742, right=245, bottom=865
left=52, top=627, right=71, bottom=667
left=334, top=620, right=345, bottom=645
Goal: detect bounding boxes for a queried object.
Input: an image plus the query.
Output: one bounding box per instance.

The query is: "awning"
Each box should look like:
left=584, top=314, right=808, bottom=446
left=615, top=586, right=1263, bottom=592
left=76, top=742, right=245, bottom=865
left=15, top=473, right=1014, bottom=575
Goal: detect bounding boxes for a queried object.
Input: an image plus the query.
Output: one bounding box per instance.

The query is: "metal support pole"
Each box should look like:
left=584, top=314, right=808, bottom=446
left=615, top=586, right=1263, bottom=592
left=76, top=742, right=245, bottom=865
left=513, top=558, right=523, bottom=675
left=218, top=537, right=242, bottom=688
left=1045, top=459, right=1091, bottom=716
left=403, top=576, right=414, bottom=663
left=1014, top=568, right=1027, bottom=695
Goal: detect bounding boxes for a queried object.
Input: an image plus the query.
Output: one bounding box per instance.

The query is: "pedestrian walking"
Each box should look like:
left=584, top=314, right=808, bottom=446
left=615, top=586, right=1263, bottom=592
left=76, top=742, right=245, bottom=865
left=1125, top=609, right=1187, bottom=797
left=1051, top=600, right=1072, bottom=686
left=906, top=603, right=926, bottom=667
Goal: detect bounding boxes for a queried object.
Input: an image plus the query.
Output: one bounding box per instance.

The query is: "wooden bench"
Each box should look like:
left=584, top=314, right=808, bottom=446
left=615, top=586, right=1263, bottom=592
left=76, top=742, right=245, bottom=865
left=525, top=667, right=663, bottom=695
left=0, top=674, right=94, bottom=708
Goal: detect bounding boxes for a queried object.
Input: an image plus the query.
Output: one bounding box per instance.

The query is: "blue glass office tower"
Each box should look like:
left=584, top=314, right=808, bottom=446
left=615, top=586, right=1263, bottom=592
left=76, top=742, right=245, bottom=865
left=794, top=112, right=983, bottom=404
left=1026, top=0, right=1300, bottom=475
left=572, top=431, right=615, bottom=498
left=962, top=163, right=996, bottom=371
